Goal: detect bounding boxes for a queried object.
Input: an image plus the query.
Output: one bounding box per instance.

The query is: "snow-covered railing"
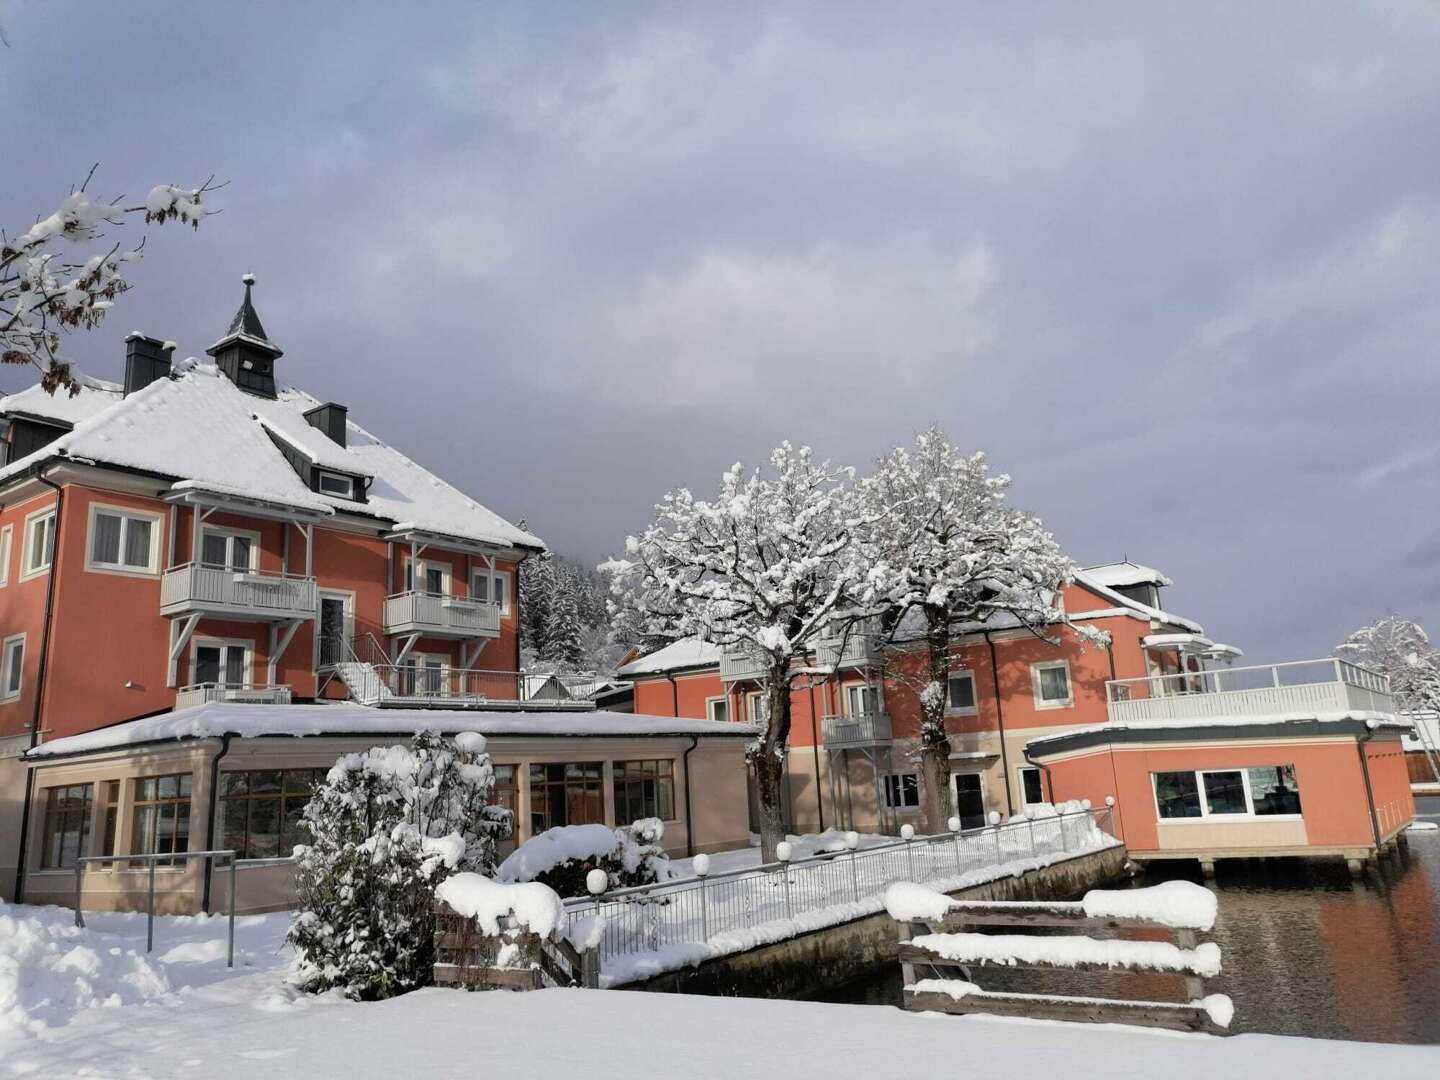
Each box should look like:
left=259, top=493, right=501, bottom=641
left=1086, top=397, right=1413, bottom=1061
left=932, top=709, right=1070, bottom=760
left=822, top=710, right=892, bottom=746
left=563, top=805, right=1117, bottom=979
left=719, top=645, right=768, bottom=682
left=383, top=590, right=502, bottom=638
left=1105, top=658, right=1393, bottom=724
left=814, top=625, right=882, bottom=670
left=349, top=664, right=604, bottom=709
left=160, top=562, right=317, bottom=620
left=175, top=682, right=292, bottom=710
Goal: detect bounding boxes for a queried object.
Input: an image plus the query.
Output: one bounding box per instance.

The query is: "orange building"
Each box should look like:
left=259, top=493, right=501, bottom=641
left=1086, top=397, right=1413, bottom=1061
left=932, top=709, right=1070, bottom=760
left=0, top=280, right=751, bottom=910
left=618, top=561, right=1416, bottom=873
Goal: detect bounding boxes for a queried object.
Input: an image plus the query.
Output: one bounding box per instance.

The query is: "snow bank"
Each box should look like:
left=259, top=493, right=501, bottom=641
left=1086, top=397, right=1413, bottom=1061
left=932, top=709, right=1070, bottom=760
left=885, top=882, right=955, bottom=922
left=912, top=931, right=1222, bottom=977
left=1406, top=821, right=1438, bottom=832
left=435, top=874, right=565, bottom=937
left=1081, top=881, right=1218, bottom=931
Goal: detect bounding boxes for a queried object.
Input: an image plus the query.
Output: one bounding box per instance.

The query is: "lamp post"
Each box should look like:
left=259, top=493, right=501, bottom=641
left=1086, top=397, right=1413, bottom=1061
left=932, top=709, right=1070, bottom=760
left=693, top=853, right=711, bottom=940
left=776, top=841, right=793, bottom=918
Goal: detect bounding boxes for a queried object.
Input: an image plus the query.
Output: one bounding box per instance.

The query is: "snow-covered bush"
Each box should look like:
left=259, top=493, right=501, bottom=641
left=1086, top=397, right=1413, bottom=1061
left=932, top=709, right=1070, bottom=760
left=497, top=818, right=675, bottom=897
left=287, top=731, right=511, bottom=1000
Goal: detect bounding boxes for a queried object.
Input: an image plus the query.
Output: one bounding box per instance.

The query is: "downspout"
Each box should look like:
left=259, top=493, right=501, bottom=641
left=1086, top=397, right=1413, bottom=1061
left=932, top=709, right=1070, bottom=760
left=1023, top=746, right=1055, bottom=803
left=984, top=631, right=1015, bottom=815
left=808, top=681, right=825, bottom=832
left=1357, top=726, right=1382, bottom=849
left=665, top=671, right=679, bottom=716
left=682, top=735, right=699, bottom=857
left=201, top=732, right=234, bottom=913
left=14, top=470, right=65, bottom=904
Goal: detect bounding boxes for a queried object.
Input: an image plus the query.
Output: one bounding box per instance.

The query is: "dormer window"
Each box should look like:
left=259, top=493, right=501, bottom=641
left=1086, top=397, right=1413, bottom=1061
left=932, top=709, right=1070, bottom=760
left=317, top=470, right=356, bottom=499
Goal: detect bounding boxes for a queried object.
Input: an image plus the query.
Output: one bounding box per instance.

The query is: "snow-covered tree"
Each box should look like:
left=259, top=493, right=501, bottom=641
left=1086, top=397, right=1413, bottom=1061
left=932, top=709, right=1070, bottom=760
left=861, top=428, right=1099, bottom=831
left=542, top=567, right=587, bottom=669
left=602, top=442, right=876, bottom=861
left=2, top=166, right=219, bottom=396
left=1337, top=616, right=1440, bottom=779
left=288, top=731, right=512, bottom=1000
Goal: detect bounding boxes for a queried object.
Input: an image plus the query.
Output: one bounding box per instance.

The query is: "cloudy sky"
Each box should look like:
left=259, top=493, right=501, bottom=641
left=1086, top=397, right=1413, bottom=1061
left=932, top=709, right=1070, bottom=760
left=4, top=2, right=1440, bottom=661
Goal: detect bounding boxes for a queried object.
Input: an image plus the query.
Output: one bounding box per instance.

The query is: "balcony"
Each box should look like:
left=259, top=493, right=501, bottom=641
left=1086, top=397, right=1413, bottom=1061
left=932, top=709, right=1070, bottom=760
left=160, top=563, right=317, bottom=622
left=175, top=683, right=293, bottom=711
left=822, top=710, right=893, bottom=747
left=1105, top=658, right=1393, bottom=725
left=336, top=663, right=603, bottom=709
left=383, top=591, right=502, bottom=640
left=815, top=625, right=882, bottom=671
left=720, top=646, right=768, bottom=683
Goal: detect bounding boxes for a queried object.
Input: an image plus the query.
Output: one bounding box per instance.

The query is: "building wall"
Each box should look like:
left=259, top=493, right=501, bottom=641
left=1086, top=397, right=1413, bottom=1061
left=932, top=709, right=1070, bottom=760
left=0, top=490, right=61, bottom=742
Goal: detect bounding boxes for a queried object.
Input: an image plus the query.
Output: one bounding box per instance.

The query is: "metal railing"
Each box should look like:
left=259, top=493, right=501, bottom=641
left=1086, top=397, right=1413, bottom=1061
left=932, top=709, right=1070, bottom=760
left=160, top=562, right=317, bottom=619
left=383, top=590, right=502, bottom=637
left=1106, top=658, right=1393, bottom=723
left=175, top=682, right=293, bottom=710
left=336, top=659, right=606, bottom=709
left=821, top=710, right=893, bottom=746
left=563, top=806, right=1116, bottom=968
left=71, top=850, right=296, bottom=968
left=719, top=645, right=768, bottom=682
left=815, top=625, right=882, bottom=670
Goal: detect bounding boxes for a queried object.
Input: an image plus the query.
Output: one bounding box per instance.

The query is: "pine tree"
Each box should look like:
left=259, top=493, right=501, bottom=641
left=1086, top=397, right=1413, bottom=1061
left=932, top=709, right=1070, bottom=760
left=542, top=567, right=586, bottom=670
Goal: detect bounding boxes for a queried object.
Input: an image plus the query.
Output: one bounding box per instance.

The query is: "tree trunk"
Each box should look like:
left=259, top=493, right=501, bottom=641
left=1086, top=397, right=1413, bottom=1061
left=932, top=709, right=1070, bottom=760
left=918, top=608, right=954, bottom=834
left=751, top=669, right=794, bottom=863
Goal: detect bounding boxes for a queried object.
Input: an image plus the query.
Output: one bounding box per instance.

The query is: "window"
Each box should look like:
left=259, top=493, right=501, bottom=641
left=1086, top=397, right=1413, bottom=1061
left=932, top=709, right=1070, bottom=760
left=1153, top=766, right=1302, bottom=820
left=706, top=697, right=730, bottom=723
left=200, top=529, right=254, bottom=572
left=317, top=592, right=353, bottom=668
left=100, top=781, right=120, bottom=857
left=747, top=692, right=769, bottom=724
left=220, top=769, right=324, bottom=859
left=86, top=505, right=160, bottom=573
left=613, top=759, right=676, bottom=823
left=883, top=773, right=920, bottom=809
left=406, top=561, right=448, bottom=596
left=471, top=568, right=511, bottom=616
left=1, top=634, right=24, bottom=702
left=845, top=683, right=879, bottom=716
left=398, top=654, right=447, bottom=696
left=1031, top=661, right=1072, bottom=708
left=40, top=784, right=92, bottom=869
left=491, top=764, right=518, bottom=819
left=947, top=670, right=977, bottom=712
left=193, top=642, right=248, bottom=688
left=1018, top=766, right=1045, bottom=806
left=529, top=762, right=604, bottom=833
left=317, top=471, right=356, bottom=498
left=131, top=774, right=192, bottom=865
left=22, top=508, right=56, bottom=578
left=0, top=524, right=12, bottom=586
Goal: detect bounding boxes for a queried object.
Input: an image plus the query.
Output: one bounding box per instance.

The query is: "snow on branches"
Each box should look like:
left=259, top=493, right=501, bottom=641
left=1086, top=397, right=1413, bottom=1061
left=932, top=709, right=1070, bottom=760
left=1, top=166, right=220, bottom=396
left=1337, top=615, right=1440, bottom=715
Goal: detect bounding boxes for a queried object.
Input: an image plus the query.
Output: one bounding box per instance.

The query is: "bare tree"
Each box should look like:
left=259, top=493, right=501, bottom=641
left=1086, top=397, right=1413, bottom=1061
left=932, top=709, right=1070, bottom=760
left=861, top=428, right=1101, bottom=831
left=1, top=166, right=220, bottom=396
left=602, top=443, right=876, bottom=860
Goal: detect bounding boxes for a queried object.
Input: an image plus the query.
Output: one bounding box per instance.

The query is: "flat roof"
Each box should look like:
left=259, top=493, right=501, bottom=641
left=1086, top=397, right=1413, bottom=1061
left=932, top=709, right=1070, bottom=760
left=1025, top=711, right=1411, bottom=758
left=27, top=701, right=755, bottom=760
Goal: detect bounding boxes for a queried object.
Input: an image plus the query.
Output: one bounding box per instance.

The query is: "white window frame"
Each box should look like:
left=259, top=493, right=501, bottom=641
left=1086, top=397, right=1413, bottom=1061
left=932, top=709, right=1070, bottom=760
left=20, top=506, right=57, bottom=582
left=0, top=524, right=12, bottom=587
left=844, top=681, right=879, bottom=717
left=199, top=526, right=261, bottom=572
left=85, top=502, right=165, bottom=577
left=1150, top=766, right=1304, bottom=823
left=316, top=470, right=357, bottom=499
left=1, top=633, right=25, bottom=703
left=882, top=772, right=921, bottom=810
left=705, top=695, right=730, bottom=723
left=945, top=669, right=978, bottom=715
left=471, top=567, right=513, bottom=616
left=1017, top=765, right=1045, bottom=806
left=1030, top=659, right=1073, bottom=709
left=315, top=588, right=356, bottom=670
left=189, top=637, right=254, bottom=689
left=746, top=690, right=769, bottom=724
left=399, top=651, right=450, bottom=696
left=406, top=558, right=451, bottom=596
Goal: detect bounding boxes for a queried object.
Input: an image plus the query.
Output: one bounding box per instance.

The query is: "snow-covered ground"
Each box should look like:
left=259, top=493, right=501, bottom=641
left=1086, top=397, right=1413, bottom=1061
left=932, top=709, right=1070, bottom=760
left=2, top=900, right=1437, bottom=1077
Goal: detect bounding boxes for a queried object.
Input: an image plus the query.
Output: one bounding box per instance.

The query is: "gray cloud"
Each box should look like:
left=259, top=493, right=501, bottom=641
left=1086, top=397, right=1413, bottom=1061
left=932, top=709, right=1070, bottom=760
left=5, top=1, right=1440, bottom=662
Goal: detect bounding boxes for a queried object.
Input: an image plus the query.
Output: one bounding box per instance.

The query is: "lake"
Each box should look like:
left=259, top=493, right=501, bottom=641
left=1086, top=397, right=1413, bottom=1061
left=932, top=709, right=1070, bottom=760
left=813, top=796, right=1440, bottom=1044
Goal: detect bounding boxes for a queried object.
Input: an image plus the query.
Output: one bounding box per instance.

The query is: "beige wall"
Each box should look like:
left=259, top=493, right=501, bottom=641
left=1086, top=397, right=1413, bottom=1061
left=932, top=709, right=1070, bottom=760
left=0, top=734, right=30, bottom=901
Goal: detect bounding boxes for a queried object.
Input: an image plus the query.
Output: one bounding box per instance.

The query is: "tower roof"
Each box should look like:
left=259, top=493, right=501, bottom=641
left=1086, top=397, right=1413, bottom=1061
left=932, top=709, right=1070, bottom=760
left=207, top=273, right=282, bottom=357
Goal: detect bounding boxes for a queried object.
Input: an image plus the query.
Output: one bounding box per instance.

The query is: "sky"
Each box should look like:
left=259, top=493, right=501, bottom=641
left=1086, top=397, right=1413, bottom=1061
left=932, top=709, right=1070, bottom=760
left=4, top=1, right=1440, bottom=662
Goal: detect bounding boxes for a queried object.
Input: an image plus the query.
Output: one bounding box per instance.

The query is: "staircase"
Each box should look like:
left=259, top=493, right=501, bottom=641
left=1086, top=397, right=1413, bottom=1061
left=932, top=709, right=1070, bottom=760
left=333, top=660, right=392, bottom=706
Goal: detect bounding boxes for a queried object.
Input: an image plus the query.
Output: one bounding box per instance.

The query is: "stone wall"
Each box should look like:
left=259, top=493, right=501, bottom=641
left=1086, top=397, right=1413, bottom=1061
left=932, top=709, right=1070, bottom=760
left=622, top=843, right=1129, bottom=998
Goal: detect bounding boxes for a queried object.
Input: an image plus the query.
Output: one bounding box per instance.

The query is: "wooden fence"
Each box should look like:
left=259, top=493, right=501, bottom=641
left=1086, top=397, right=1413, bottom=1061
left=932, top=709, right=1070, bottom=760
left=434, top=903, right=600, bottom=991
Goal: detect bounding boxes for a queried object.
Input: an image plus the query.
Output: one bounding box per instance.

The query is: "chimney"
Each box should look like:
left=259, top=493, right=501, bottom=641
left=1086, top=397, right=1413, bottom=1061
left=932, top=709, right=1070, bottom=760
left=304, top=401, right=348, bottom=447
left=124, top=333, right=174, bottom=396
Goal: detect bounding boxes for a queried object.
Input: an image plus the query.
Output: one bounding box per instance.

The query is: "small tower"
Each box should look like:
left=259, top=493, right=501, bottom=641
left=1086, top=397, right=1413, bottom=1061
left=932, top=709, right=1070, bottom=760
left=207, top=273, right=283, bottom=398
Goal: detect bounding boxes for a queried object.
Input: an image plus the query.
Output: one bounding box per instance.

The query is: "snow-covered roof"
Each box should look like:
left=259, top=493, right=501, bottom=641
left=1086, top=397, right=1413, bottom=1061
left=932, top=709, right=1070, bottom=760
left=1070, top=573, right=1204, bottom=634
left=616, top=638, right=724, bottom=677
left=26, top=701, right=755, bottom=759
left=0, top=364, right=542, bottom=552
left=1141, top=633, right=1243, bottom=658
left=1081, top=560, right=1174, bottom=589
left=0, top=374, right=122, bottom=428
left=1025, top=710, right=1410, bottom=754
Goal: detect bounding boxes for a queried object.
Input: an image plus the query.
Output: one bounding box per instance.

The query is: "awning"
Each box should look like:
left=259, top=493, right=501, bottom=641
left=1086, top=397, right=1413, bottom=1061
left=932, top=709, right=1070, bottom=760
left=1142, top=633, right=1243, bottom=659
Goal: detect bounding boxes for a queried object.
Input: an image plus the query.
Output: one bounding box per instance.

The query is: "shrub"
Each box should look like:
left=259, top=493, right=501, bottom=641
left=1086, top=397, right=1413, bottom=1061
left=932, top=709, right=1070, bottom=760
left=496, top=817, right=675, bottom=897
left=287, top=731, right=511, bottom=1000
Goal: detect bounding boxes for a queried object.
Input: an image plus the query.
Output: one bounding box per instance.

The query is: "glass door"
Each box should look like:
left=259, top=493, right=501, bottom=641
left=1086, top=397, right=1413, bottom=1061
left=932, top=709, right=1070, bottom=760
left=201, top=531, right=252, bottom=571
left=952, top=772, right=985, bottom=831
left=195, top=644, right=247, bottom=688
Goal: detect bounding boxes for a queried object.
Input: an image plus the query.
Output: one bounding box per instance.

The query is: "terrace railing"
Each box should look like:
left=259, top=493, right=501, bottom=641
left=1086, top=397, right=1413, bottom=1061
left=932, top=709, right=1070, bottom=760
left=175, top=683, right=292, bottom=710
left=563, top=806, right=1116, bottom=969
left=821, top=710, right=893, bottom=746
left=1105, top=658, right=1393, bottom=724
left=383, top=590, right=502, bottom=638
left=160, top=563, right=317, bottom=621
left=341, top=662, right=605, bottom=709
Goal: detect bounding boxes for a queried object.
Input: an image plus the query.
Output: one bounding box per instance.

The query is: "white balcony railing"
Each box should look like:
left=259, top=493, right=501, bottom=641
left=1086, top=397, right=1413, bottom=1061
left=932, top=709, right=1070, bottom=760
left=175, top=683, right=293, bottom=711
left=821, top=710, right=893, bottom=746
left=336, top=662, right=603, bottom=709
left=815, top=627, right=881, bottom=670
left=720, top=646, right=769, bottom=683
left=1105, top=658, right=1393, bottom=724
left=382, top=591, right=502, bottom=638
left=160, top=563, right=317, bottom=620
